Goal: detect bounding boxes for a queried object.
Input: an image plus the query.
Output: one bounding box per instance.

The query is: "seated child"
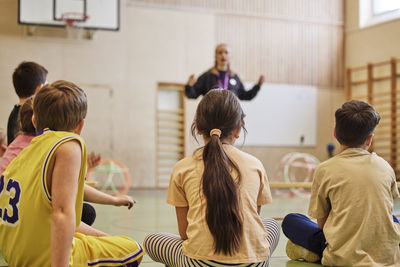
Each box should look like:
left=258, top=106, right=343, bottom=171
left=7, top=61, right=47, bottom=145
left=144, top=89, right=280, bottom=266
left=0, top=96, right=36, bottom=173
left=0, top=97, right=135, bottom=227
left=0, top=80, right=144, bottom=266
left=282, top=100, right=400, bottom=266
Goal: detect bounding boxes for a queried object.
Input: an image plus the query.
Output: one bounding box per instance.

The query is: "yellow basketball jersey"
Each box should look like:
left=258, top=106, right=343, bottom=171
left=0, top=130, right=87, bottom=267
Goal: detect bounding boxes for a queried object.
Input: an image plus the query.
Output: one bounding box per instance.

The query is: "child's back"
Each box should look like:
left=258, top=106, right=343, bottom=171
left=168, top=144, right=273, bottom=262
left=283, top=100, right=400, bottom=267
left=309, top=148, right=400, bottom=266
left=144, top=89, right=280, bottom=266
left=0, top=130, right=86, bottom=266
left=7, top=61, right=47, bottom=145
left=0, top=97, right=36, bottom=174
left=0, top=80, right=144, bottom=267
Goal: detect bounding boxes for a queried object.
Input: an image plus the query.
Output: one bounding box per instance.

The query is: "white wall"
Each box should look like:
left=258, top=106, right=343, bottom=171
left=345, top=0, right=400, bottom=67
left=0, top=2, right=214, bottom=187
left=0, top=0, right=346, bottom=187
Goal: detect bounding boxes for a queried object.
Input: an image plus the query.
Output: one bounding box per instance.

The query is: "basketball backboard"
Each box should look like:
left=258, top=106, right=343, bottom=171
left=18, top=0, right=120, bottom=31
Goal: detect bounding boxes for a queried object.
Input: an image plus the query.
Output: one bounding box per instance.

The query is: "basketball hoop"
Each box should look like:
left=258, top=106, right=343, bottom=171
left=62, top=12, right=88, bottom=26
left=61, top=12, right=89, bottom=39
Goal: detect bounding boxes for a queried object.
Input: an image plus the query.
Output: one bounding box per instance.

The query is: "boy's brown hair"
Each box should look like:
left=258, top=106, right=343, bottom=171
left=33, top=80, right=87, bottom=132
left=18, top=96, right=36, bottom=136
left=335, top=100, right=380, bottom=147
left=12, top=61, right=48, bottom=98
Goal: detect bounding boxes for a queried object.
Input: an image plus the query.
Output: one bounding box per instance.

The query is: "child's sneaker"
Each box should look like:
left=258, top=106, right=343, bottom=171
left=286, top=240, right=321, bottom=263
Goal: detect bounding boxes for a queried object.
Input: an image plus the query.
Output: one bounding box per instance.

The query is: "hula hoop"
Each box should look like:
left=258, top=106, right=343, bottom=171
left=283, top=152, right=319, bottom=198
left=87, top=159, right=131, bottom=195
left=272, top=152, right=320, bottom=198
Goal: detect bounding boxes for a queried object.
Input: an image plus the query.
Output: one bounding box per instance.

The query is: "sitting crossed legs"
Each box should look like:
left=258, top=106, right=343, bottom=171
left=282, top=213, right=400, bottom=263
left=144, top=218, right=280, bottom=267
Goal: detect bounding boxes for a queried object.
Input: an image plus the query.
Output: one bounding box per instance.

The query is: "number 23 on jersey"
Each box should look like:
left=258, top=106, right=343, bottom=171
left=0, top=174, right=21, bottom=226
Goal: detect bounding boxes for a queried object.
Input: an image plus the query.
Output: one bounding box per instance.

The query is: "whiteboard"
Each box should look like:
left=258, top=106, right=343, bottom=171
left=237, top=83, right=317, bottom=146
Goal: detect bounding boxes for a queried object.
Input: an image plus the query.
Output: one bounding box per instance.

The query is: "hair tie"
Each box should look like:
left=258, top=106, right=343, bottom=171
left=210, top=128, right=221, bottom=138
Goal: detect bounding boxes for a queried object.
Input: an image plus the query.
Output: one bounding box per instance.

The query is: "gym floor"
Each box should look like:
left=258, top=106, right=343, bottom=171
left=1, top=189, right=399, bottom=267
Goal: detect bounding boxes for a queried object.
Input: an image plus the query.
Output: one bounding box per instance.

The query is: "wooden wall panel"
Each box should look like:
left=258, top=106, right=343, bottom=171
left=215, top=15, right=343, bottom=87
left=130, top=0, right=343, bottom=22
left=346, top=59, right=400, bottom=179
left=129, top=0, right=344, bottom=88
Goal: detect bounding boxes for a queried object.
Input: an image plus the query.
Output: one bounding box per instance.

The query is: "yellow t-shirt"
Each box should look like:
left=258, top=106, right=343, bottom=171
left=308, top=148, right=400, bottom=267
left=0, top=130, right=87, bottom=267
left=167, top=145, right=272, bottom=263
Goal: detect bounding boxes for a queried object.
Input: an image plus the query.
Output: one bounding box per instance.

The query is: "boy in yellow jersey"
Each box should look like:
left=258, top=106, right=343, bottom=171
left=0, top=80, right=144, bottom=267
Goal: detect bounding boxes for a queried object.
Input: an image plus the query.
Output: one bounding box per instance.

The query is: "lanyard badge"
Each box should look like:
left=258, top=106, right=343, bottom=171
left=216, top=72, right=229, bottom=89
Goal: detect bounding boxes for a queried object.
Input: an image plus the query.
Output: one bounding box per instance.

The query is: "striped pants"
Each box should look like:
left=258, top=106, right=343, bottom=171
left=143, top=218, right=280, bottom=267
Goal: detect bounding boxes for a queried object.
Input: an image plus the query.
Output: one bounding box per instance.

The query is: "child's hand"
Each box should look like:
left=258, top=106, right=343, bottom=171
left=114, top=195, right=136, bottom=209
left=0, top=143, right=7, bottom=157
left=87, top=152, right=101, bottom=170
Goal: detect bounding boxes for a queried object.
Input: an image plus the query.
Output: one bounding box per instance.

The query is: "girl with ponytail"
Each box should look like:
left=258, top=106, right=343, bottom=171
left=144, top=89, right=280, bottom=266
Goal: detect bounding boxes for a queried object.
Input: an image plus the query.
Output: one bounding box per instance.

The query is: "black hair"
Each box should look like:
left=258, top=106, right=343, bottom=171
left=12, top=61, right=48, bottom=98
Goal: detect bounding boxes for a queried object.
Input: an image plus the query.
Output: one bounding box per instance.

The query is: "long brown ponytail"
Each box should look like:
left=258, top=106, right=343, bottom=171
left=192, top=89, right=245, bottom=255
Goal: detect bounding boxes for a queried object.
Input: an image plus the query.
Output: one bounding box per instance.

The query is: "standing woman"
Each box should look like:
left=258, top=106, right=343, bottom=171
left=144, top=89, right=280, bottom=266
left=185, top=44, right=264, bottom=100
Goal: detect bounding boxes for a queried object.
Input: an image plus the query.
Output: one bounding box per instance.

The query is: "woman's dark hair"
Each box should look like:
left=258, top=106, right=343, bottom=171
left=335, top=100, right=380, bottom=147
left=191, top=89, right=245, bottom=255
left=18, top=96, right=36, bottom=136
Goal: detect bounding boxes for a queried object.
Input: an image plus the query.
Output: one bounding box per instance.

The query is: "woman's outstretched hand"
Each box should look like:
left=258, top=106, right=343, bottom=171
left=257, top=75, right=265, bottom=86
left=187, top=74, right=196, bottom=86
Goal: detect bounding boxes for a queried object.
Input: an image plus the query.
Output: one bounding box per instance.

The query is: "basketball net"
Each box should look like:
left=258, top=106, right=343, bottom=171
left=62, top=12, right=88, bottom=40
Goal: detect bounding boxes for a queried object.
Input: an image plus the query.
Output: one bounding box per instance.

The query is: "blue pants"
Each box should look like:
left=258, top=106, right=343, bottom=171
left=282, top=213, right=326, bottom=257
left=282, top=213, right=400, bottom=258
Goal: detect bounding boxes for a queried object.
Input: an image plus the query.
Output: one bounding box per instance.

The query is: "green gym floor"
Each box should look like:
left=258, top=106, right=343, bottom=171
left=1, top=190, right=399, bottom=267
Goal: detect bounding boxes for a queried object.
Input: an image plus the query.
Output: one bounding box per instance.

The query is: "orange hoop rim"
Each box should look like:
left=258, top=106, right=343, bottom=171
left=61, top=12, right=89, bottom=27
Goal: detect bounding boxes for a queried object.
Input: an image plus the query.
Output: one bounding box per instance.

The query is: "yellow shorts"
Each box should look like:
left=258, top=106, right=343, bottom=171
left=70, top=232, right=145, bottom=266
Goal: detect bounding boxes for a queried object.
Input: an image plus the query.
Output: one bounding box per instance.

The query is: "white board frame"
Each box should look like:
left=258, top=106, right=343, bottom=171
left=237, top=83, right=317, bottom=147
